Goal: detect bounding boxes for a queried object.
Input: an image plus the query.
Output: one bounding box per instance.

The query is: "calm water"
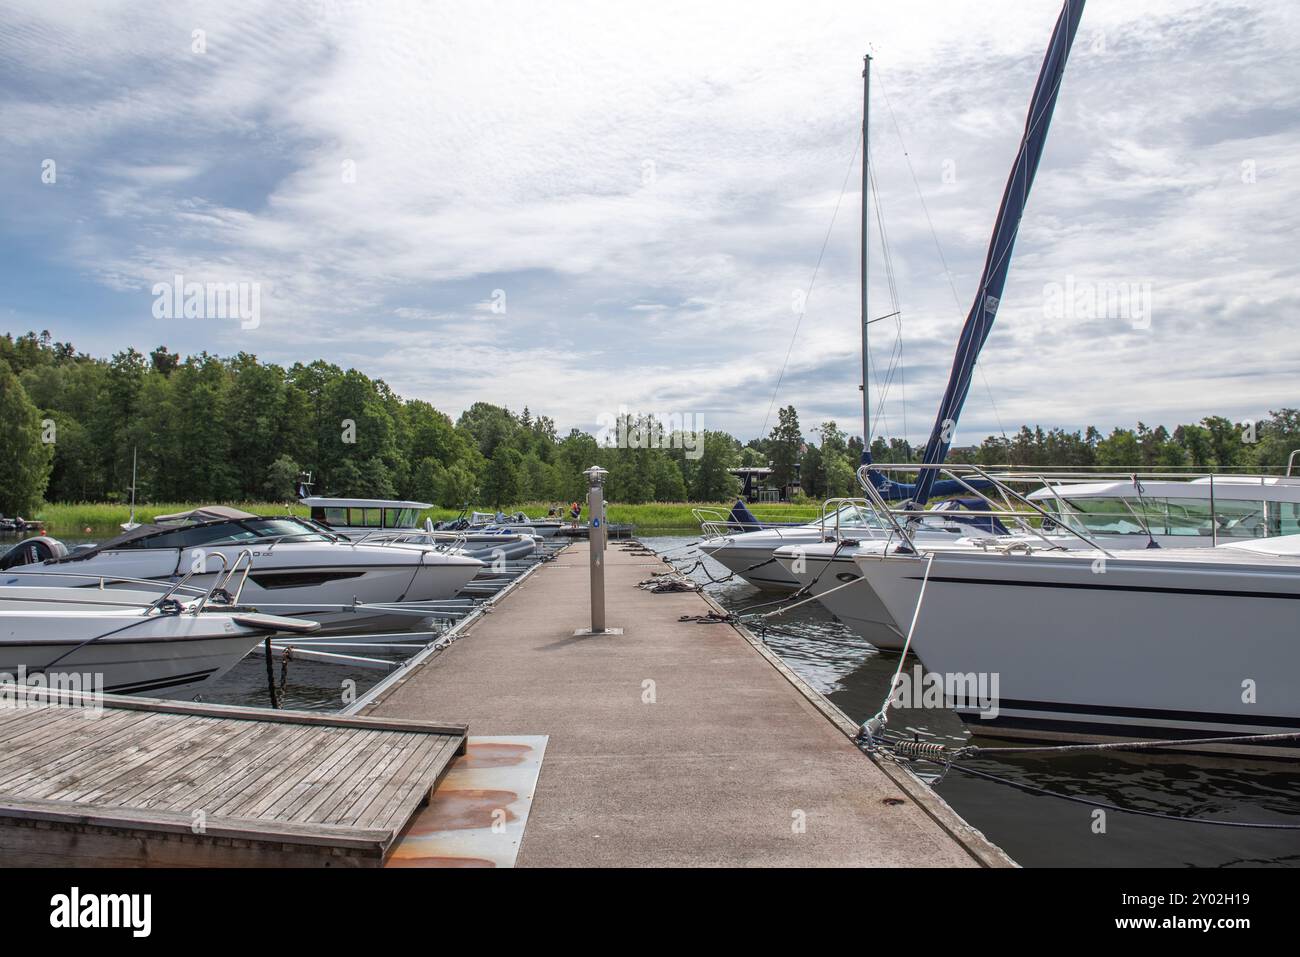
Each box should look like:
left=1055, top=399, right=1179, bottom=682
left=642, top=534, right=1300, bottom=868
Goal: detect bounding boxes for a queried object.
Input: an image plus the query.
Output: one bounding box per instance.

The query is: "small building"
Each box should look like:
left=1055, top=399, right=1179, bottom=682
left=729, top=465, right=801, bottom=503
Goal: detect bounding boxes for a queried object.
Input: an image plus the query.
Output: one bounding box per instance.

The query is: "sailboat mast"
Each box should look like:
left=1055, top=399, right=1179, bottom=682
left=860, top=53, right=872, bottom=458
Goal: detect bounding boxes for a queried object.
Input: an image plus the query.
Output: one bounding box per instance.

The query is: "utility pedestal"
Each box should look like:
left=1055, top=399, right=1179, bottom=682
left=574, top=465, right=622, bottom=637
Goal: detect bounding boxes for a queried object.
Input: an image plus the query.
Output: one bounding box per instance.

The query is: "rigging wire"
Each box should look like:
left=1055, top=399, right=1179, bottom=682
left=872, top=65, right=1010, bottom=445
left=760, top=131, right=862, bottom=439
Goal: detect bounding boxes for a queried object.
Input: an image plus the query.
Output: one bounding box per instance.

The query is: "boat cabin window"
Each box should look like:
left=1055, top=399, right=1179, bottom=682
left=1267, top=501, right=1300, bottom=536
left=383, top=508, right=420, bottom=528
left=345, top=508, right=382, bottom=528
left=310, top=506, right=348, bottom=526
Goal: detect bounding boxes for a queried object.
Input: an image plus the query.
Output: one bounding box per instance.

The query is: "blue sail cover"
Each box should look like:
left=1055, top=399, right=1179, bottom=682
left=871, top=0, right=1085, bottom=505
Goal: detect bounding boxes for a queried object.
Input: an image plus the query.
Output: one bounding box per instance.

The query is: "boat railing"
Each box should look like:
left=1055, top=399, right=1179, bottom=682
left=855, top=463, right=1116, bottom=557
left=0, top=568, right=208, bottom=597
left=692, top=508, right=735, bottom=538
left=144, top=552, right=231, bottom=615
left=346, top=528, right=475, bottom=552
left=199, top=548, right=255, bottom=612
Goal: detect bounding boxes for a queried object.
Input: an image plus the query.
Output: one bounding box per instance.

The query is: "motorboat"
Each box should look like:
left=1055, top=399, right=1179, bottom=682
left=771, top=466, right=1300, bottom=648
left=697, top=499, right=1004, bottom=593
left=464, top=511, right=563, bottom=539
left=0, top=576, right=318, bottom=697
left=848, top=533, right=1300, bottom=754
left=0, top=507, right=482, bottom=634
left=302, top=496, right=541, bottom=561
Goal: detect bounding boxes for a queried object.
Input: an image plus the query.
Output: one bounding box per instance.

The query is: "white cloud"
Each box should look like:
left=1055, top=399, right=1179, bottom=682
left=1, top=0, right=1298, bottom=445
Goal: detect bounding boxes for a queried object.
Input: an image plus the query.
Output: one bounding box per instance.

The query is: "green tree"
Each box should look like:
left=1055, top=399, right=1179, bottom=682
left=0, top=363, right=53, bottom=514
left=768, top=405, right=802, bottom=494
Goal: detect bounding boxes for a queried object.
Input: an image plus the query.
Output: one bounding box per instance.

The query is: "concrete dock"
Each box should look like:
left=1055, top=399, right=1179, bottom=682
left=362, top=540, right=1012, bottom=867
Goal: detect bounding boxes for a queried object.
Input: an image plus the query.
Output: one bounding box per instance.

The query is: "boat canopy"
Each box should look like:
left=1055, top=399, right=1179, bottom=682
left=300, top=497, right=432, bottom=510
left=154, top=505, right=257, bottom=524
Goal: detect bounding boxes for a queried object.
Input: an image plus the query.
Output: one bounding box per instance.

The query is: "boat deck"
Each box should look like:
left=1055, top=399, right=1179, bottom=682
left=0, top=690, right=466, bottom=867
left=359, top=540, right=1011, bottom=866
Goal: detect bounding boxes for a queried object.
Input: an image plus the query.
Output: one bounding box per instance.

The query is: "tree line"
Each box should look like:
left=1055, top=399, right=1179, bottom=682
left=1, top=330, right=1297, bottom=516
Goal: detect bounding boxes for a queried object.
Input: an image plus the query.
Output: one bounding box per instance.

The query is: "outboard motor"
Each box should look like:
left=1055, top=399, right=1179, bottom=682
left=0, top=535, right=69, bottom=570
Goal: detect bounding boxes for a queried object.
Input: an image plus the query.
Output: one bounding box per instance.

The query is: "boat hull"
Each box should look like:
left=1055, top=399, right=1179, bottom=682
left=0, top=611, right=266, bottom=697
left=7, top=544, right=483, bottom=635
left=860, top=548, right=1300, bottom=754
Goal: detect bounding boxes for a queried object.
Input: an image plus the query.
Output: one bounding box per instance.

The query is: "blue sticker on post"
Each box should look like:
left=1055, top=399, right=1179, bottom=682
left=593, top=518, right=600, bottom=527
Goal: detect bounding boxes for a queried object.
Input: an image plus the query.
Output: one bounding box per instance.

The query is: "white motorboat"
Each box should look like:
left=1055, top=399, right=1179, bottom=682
left=302, top=496, right=540, bottom=560
left=466, top=511, right=563, bottom=539
left=770, top=465, right=1300, bottom=649
left=698, top=499, right=1000, bottom=593
left=0, top=507, right=482, bottom=634
left=0, top=583, right=316, bottom=697
left=850, top=534, right=1300, bottom=754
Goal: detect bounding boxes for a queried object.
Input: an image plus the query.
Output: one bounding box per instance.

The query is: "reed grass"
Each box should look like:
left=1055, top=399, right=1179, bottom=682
left=30, top=499, right=813, bottom=537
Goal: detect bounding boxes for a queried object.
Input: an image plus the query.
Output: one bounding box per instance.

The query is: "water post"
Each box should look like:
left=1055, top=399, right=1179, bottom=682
left=575, top=465, right=622, bottom=637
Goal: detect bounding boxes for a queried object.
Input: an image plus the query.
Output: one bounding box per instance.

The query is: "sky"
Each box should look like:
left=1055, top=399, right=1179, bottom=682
left=1, top=0, right=1298, bottom=448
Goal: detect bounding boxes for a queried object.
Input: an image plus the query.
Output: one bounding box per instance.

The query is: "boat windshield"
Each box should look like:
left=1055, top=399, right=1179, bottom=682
left=1044, top=496, right=1280, bottom=538
left=113, top=518, right=332, bottom=549
left=823, top=504, right=887, bottom=529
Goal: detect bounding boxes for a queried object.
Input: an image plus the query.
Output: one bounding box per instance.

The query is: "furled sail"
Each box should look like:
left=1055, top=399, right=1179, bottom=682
left=865, top=0, right=1086, bottom=504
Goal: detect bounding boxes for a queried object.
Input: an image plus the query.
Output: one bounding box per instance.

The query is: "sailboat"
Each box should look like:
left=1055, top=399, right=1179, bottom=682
left=701, top=2, right=1084, bottom=590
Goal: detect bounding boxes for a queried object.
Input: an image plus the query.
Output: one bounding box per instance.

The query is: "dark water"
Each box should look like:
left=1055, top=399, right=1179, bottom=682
left=643, top=534, right=1300, bottom=868
left=195, top=653, right=395, bottom=712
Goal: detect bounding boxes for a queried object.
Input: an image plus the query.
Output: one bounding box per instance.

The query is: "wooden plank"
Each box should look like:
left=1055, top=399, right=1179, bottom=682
left=52, top=715, right=260, bottom=805
left=219, top=727, right=382, bottom=820
left=262, top=726, right=394, bottom=822
left=351, top=733, right=447, bottom=826
left=151, top=724, right=324, bottom=816
left=0, top=797, right=392, bottom=854
left=9, top=685, right=467, bottom=737
left=0, top=691, right=468, bottom=867
left=31, top=712, right=218, bottom=802
left=117, top=718, right=285, bottom=808
left=370, top=736, right=460, bottom=830
left=0, top=709, right=147, bottom=777
left=328, top=733, right=428, bottom=826
left=0, top=711, right=156, bottom=792
left=251, top=728, right=393, bottom=824
left=313, top=733, right=422, bottom=824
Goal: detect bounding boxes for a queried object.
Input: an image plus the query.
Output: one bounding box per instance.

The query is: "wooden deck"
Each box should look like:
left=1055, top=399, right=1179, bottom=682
left=0, top=688, right=466, bottom=867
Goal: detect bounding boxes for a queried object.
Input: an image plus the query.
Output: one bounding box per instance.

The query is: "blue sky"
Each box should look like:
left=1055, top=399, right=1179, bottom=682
left=2, top=0, right=1298, bottom=447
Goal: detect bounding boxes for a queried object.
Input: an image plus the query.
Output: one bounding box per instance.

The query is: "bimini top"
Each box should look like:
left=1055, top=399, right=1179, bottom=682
left=154, top=505, right=258, bottom=524
left=300, top=497, right=432, bottom=510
